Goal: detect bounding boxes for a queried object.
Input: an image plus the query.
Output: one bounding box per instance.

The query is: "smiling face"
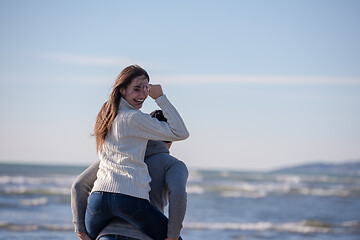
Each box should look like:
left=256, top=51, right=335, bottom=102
left=120, top=75, right=149, bottom=109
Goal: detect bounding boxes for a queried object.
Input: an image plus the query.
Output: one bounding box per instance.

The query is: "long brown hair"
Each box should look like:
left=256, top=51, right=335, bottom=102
left=94, top=65, right=150, bottom=152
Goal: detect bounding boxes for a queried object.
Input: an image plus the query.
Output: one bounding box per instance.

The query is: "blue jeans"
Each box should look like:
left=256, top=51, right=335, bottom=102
left=85, top=192, right=182, bottom=240
left=98, top=235, right=139, bottom=240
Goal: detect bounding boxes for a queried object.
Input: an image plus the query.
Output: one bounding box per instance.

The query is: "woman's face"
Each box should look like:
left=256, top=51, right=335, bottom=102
left=121, top=75, right=149, bottom=109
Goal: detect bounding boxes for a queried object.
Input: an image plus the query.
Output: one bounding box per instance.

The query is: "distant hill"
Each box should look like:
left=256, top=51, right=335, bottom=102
left=271, top=160, right=360, bottom=176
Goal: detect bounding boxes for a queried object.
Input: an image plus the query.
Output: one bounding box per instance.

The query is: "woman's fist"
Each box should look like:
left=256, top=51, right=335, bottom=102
left=147, top=84, right=163, bottom=99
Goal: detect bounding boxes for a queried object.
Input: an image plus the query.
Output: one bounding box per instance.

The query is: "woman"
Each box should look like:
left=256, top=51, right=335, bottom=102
left=84, top=65, right=189, bottom=240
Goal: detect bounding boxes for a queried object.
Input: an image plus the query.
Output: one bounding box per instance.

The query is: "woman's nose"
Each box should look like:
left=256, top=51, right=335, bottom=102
left=140, top=88, right=148, bottom=98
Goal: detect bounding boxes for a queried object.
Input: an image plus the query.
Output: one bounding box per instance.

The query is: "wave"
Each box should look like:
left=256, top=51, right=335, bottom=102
left=0, top=198, right=49, bottom=208
left=0, top=175, right=73, bottom=196
left=186, top=181, right=356, bottom=198
left=187, top=171, right=360, bottom=187
left=220, top=190, right=267, bottom=199
left=1, top=172, right=358, bottom=199
left=184, top=219, right=360, bottom=234
left=274, top=174, right=360, bottom=185
left=186, top=185, right=205, bottom=195
left=0, top=186, right=70, bottom=196
left=18, top=197, right=48, bottom=206
left=186, top=170, right=360, bottom=199
left=1, top=220, right=358, bottom=234
left=0, top=222, right=74, bottom=232
left=0, top=175, right=76, bottom=186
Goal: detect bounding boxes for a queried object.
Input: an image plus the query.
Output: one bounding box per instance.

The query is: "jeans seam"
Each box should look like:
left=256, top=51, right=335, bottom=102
left=87, top=192, right=103, bottom=215
left=111, top=194, right=141, bottom=217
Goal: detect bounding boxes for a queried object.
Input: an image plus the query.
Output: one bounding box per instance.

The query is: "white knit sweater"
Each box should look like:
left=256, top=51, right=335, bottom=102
left=92, top=95, right=189, bottom=200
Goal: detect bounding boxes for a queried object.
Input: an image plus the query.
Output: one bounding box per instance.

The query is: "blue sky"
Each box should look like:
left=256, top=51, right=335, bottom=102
left=0, top=0, right=359, bottom=170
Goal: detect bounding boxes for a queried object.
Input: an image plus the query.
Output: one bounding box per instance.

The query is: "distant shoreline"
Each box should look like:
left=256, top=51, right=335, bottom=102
left=1, top=160, right=359, bottom=174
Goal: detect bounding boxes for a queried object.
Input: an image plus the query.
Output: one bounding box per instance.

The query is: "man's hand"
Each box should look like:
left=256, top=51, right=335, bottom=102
left=77, top=232, right=91, bottom=240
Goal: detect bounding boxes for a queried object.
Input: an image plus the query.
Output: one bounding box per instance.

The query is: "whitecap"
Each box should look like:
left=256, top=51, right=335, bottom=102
left=186, top=185, right=205, bottom=194
left=0, top=221, right=74, bottom=232
left=2, top=186, right=70, bottom=196
left=0, top=175, right=76, bottom=186
left=275, top=174, right=301, bottom=184
left=187, top=172, right=203, bottom=183
left=296, top=187, right=350, bottom=197
left=184, top=220, right=333, bottom=234
left=19, top=197, right=48, bottom=206
left=221, top=190, right=267, bottom=199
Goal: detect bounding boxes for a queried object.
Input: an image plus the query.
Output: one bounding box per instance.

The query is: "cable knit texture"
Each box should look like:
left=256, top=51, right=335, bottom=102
left=92, top=95, right=189, bottom=200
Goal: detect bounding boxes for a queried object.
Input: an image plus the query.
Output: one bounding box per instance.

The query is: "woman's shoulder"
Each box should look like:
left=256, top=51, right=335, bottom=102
left=117, top=109, right=151, bottom=125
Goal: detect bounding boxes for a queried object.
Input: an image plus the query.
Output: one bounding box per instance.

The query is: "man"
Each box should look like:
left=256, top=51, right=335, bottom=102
left=71, top=111, right=188, bottom=240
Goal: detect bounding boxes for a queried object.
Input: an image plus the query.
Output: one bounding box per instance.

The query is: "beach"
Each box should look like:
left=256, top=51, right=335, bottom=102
left=0, top=163, right=359, bottom=240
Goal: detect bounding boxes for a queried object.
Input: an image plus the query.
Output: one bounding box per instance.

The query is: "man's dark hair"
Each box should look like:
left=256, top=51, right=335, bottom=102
left=150, top=110, right=167, bottom=122
left=150, top=110, right=170, bottom=143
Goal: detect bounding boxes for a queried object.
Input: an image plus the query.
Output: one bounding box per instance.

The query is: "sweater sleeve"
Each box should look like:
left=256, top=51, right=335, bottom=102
left=165, top=161, right=189, bottom=238
left=130, top=94, right=189, bottom=141
left=71, top=161, right=100, bottom=233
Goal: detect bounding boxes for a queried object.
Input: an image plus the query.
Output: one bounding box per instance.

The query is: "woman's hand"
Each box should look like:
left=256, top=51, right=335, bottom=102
left=77, top=232, right=91, bottom=240
left=147, top=84, right=163, bottom=99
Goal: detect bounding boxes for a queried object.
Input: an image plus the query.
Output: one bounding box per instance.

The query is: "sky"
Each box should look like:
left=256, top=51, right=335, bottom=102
left=0, top=0, right=359, bottom=171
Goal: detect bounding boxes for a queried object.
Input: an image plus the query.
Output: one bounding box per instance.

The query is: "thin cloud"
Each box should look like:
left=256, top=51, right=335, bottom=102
left=39, top=53, right=170, bottom=72
left=41, top=53, right=133, bottom=67
left=2, top=73, right=359, bottom=86
left=154, top=75, right=360, bottom=85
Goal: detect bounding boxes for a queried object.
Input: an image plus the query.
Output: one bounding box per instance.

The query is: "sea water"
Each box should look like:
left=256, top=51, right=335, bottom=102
left=0, top=163, right=359, bottom=240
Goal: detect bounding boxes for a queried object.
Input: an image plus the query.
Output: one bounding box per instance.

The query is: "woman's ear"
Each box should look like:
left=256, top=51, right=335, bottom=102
left=120, top=88, right=125, bottom=95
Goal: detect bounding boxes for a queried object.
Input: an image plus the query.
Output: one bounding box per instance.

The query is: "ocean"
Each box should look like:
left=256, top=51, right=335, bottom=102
left=0, top=163, right=359, bottom=240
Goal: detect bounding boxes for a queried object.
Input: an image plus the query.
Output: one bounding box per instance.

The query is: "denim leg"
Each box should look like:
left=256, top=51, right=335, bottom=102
left=98, top=235, right=140, bottom=240
left=98, top=236, right=116, bottom=240
left=132, top=199, right=169, bottom=240
left=134, top=202, right=184, bottom=240
left=89, top=193, right=183, bottom=240
left=85, top=192, right=114, bottom=240
left=110, top=194, right=169, bottom=240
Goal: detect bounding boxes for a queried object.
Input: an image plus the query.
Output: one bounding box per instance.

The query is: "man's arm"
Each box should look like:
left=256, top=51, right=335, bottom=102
left=71, top=161, right=100, bottom=233
left=165, top=160, right=189, bottom=239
